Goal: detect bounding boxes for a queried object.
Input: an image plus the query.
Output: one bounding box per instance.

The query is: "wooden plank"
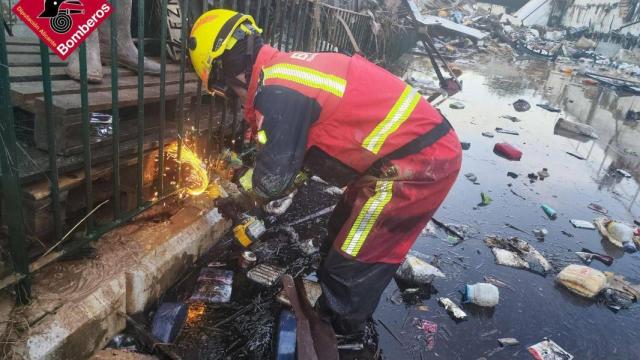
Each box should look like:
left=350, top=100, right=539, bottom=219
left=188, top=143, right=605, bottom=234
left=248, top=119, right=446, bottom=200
left=14, top=128, right=178, bottom=185
left=9, top=66, right=134, bottom=82
left=8, top=62, right=183, bottom=82
left=10, top=72, right=198, bottom=111
left=23, top=156, right=140, bottom=201
left=8, top=53, right=64, bottom=67
left=5, top=37, right=40, bottom=45
left=35, top=81, right=202, bottom=115
left=6, top=44, right=47, bottom=54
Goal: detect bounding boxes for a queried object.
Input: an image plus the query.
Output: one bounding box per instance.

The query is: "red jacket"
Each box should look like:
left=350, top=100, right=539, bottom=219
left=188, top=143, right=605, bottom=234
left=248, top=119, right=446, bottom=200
left=244, top=45, right=460, bottom=198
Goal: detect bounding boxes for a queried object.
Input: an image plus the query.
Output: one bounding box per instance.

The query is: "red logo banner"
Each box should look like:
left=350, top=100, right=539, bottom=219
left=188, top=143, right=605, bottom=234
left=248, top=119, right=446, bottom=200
left=12, top=0, right=113, bottom=60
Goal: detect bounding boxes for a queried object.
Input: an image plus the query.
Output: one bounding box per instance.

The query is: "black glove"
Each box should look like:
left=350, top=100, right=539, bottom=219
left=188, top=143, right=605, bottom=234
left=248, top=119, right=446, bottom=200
left=215, top=192, right=266, bottom=221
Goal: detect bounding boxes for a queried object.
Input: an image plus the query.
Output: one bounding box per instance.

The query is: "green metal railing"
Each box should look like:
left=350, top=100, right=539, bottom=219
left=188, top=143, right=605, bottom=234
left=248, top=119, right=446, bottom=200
left=0, top=0, right=373, bottom=304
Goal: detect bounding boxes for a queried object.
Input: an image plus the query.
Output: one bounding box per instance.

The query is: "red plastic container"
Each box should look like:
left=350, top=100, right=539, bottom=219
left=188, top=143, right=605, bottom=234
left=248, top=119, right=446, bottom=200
left=493, top=142, right=522, bottom=161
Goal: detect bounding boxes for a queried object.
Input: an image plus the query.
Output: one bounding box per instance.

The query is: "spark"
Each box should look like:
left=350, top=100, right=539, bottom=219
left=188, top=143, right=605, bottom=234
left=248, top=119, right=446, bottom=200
left=165, top=142, right=209, bottom=196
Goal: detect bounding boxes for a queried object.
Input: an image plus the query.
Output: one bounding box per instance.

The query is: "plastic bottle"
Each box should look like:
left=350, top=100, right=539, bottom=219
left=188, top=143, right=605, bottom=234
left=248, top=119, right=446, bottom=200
left=541, top=204, right=557, bottom=220
left=462, top=283, right=499, bottom=307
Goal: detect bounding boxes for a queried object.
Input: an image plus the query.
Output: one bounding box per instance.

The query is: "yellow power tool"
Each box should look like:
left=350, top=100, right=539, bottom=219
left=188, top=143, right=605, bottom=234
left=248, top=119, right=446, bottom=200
left=233, top=215, right=266, bottom=247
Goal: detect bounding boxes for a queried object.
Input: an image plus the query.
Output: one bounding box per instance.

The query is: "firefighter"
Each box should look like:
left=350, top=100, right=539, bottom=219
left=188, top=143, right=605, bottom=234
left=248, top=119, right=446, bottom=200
left=189, top=9, right=462, bottom=338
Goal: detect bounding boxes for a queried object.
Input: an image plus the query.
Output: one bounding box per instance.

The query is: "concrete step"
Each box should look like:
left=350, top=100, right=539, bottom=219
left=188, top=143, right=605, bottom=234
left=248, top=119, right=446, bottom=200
left=0, top=192, right=231, bottom=359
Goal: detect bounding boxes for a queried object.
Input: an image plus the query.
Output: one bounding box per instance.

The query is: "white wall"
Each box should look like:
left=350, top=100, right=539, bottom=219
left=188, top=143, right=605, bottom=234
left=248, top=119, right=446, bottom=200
left=561, top=0, right=640, bottom=36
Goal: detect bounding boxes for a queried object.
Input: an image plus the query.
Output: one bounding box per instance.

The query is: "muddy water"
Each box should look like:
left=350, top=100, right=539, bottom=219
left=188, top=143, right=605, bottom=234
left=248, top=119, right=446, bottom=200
left=375, top=59, right=640, bottom=359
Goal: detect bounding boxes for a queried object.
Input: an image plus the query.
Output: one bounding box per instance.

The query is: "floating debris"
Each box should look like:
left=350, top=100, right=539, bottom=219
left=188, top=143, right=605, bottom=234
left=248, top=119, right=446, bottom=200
left=465, top=173, right=479, bottom=184
left=569, top=219, right=595, bottom=230
left=420, top=320, right=438, bottom=350
left=528, top=338, right=573, bottom=360
left=536, top=103, right=561, bottom=112
left=594, top=218, right=639, bottom=252
left=575, top=248, right=613, bottom=266
left=264, top=190, right=297, bottom=215
left=449, top=101, right=465, bottom=109
left=482, top=132, right=495, bottom=138
left=537, top=168, right=550, bottom=180
left=480, top=192, right=492, bottom=206
left=507, top=171, right=519, bottom=179
left=556, top=264, right=606, bottom=299
left=532, top=228, right=548, bottom=240
left=493, top=142, right=522, bottom=161
left=484, top=236, right=552, bottom=275
left=587, top=203, right=608, bottom=215
left=541, top=204, right=557, bottom=220
left=513, top=99, right=531, bottom=112
left=151, top=302, right=188, bottom=344
left=495, top=127, right=519, bottom=135
left=247, top=264, right=286, bottom=287
left=462, top=283, right=499, bottom=307
left=438, top=297, right=467, bottom=321
left=276, top=280, right=322, bottom=307
left=189, top=268, right=233, bottom=303
left=395, top=255, right=445, bottom=285
left=461, top=142, right=471, bottom=150
left=324, top=186, right=344, bottom=196
left=500, top=115, right=521, bottom=122
left=498, top=338, right=519, bottom=347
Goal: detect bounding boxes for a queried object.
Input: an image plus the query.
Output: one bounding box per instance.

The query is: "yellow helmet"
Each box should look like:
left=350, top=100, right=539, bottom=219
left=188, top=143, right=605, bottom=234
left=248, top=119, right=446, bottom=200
left=188, top=9, right=262, bottom=91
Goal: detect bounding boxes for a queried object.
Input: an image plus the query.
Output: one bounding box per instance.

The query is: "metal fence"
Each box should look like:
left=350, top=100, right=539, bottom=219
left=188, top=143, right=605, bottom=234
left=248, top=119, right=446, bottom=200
left=0, top=0, right=373, bottom=303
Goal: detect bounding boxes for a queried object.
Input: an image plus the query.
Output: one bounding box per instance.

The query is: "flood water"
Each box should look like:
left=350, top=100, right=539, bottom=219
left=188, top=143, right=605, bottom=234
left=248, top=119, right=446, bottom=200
left=375, top=58, right=640, bottom=359
left=161, top=57, right=640, bottom=360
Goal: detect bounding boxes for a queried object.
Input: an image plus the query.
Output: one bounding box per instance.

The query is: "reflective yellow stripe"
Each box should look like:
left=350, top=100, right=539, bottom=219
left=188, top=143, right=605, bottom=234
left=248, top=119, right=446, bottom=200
left=262, top=63, right=347, bottom=97
left=257, top=130, right=268, bottom=144
left=362, top=85, right=421, bottom=154
left=341, top=181, right=394, bottom=257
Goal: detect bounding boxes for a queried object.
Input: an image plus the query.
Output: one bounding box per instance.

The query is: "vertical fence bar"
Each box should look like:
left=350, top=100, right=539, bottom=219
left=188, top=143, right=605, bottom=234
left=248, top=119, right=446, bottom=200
left=194, top=0, right=208, bottom=145
left=256, top=0, right=262, bottom=26
left=293, top=0, right=307, bottom=50
left=136, top=0, right=146, bottom=207
left=270, top=0, right=281, bottom=46
left=244, top=0, right=250, bottom=14
left=79, top=43, right=94, bottom=231
left=0, top=17, right=31, bottom=304
left=217, top=98, right=227, bottom=151
left=158, top=0, right=169, bottom=196
left=230, top=97, right=238, bottom=151
left=263, top=0, right=272, bottom=42
left=110, top=0, right=121, bottom=218
left=283, top=0, right=292, bottom=51
left=207, top=96, right=216, bottom=153
left=277, top=0, right=287, bottom=50
left=177, top=0, right=190, bottom=188
left=39, top=42, right=62, bottom=240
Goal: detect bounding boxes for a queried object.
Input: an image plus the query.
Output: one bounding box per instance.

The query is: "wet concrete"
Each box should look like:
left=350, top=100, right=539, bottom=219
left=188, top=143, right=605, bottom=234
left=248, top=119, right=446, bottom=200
left=152, top=57, right=640, bottom=359
left=376, top=58, right=640, bottom=359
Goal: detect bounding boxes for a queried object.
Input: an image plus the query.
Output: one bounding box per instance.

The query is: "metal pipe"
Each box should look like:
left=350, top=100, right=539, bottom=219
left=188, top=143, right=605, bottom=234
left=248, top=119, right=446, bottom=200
left=264, top=0, right=272, bottom=43
left=207, top=96, right=216, bottom=153
left=230, top=96, right=238, bottom=151
left=0, top=16, right=31, bottom=304
left=158, top=0, right=169, bottom=196
left=79, top=42, right=94, bottom=231
left=136, top=0, right=146, bottom=207
left=291, top=0, right=304, bottom=50
left=39, top=41, right=62, bottom=240
left=110, top=0, right=121, bottom=218
left=256, top=0, right=262, bottom=26
left=218, top=97, right=227, bottom=150
left=177, top=0, right=190, bottom=189
left=271, top=0, right=282, bottom=47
